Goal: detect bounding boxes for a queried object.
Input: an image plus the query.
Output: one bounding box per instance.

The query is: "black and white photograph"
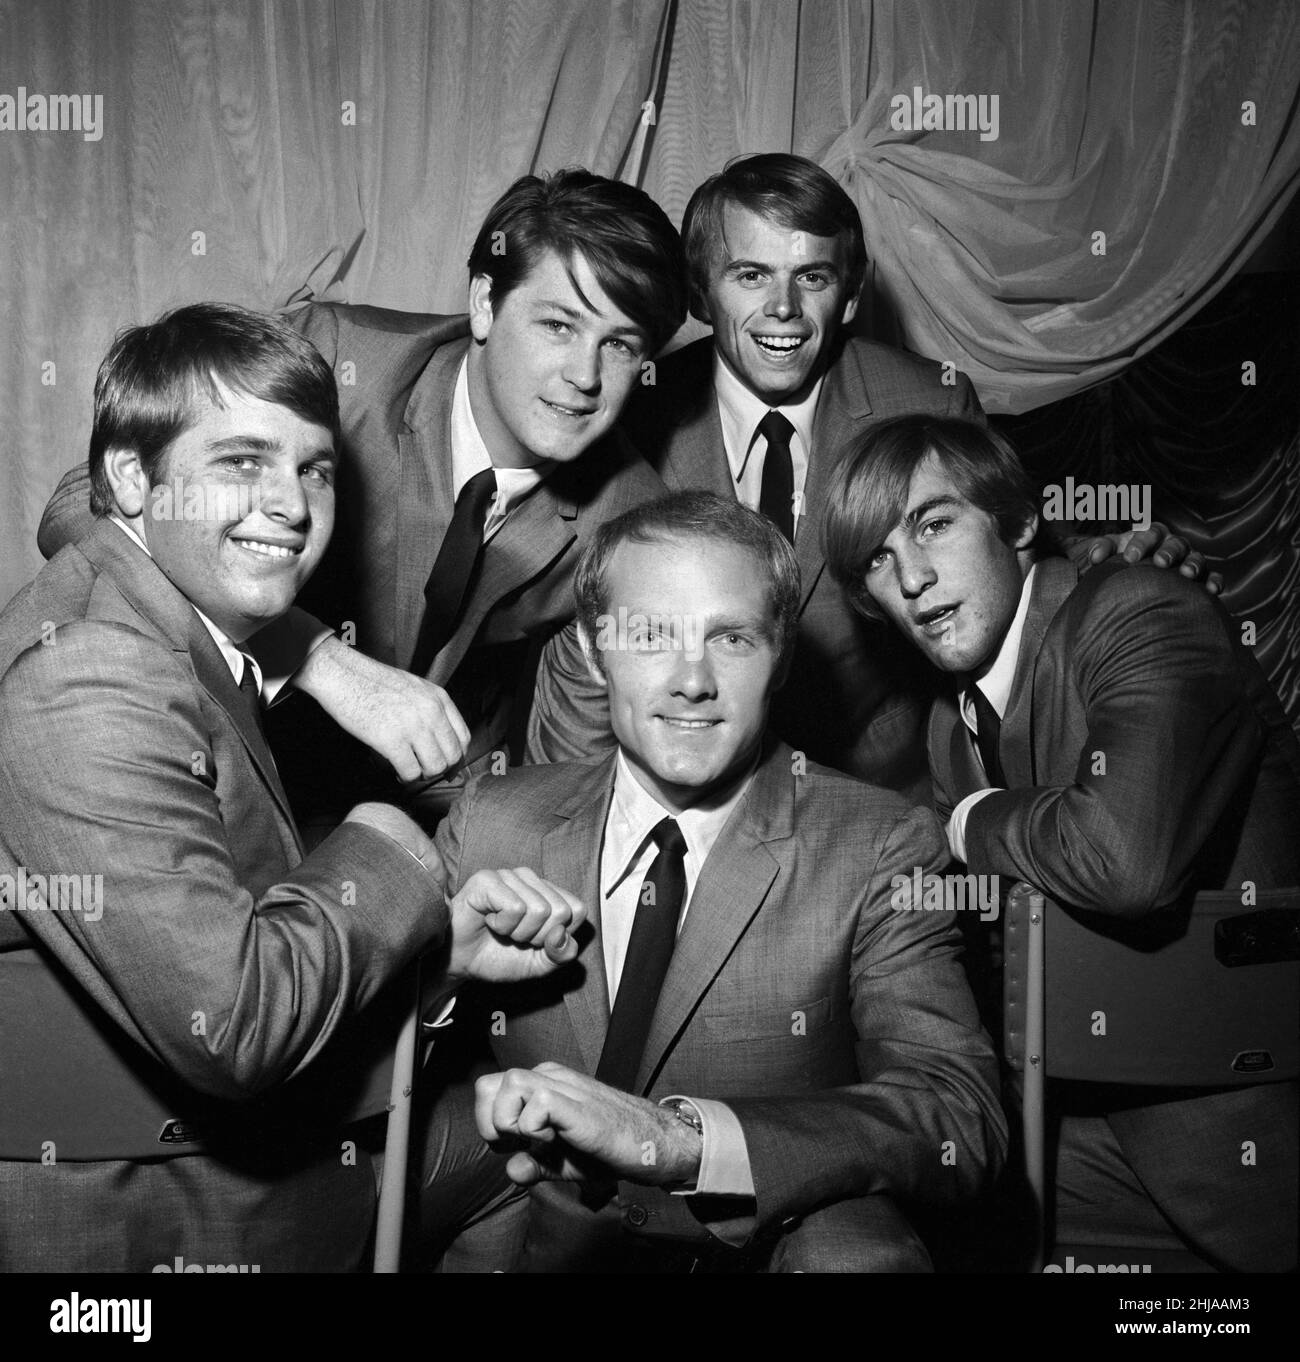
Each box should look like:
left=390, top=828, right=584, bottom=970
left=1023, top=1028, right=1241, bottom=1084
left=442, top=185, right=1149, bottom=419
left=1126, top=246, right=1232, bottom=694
left=0, top=0, right=1296, bottom=1340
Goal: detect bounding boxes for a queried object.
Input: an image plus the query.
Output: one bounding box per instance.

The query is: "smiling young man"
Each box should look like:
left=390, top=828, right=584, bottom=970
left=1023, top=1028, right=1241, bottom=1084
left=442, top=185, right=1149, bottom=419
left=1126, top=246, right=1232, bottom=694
left=436, top=490, right=1006, bottom=1273
left=823, top=415, right=1300, bottom=1273
left=37, top=170, right=686, bottom=833
left=0, top=303, right=587, bottom=1271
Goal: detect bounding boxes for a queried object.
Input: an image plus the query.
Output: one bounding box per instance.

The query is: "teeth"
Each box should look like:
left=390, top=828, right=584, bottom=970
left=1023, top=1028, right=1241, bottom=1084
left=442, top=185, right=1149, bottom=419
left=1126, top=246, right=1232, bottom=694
left=754, top=335, right=805, bottom=352
left=663, top=718, right=717, bottom=727
left=239, top=541, right=297, bottom=559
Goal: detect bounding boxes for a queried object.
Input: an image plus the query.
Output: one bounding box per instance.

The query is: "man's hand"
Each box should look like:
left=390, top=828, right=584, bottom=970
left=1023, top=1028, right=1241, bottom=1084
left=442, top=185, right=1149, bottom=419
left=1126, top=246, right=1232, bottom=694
left=1077, top=523, right=1222, bottom=596
left=475, top=1062, right=703, bottom=1188
left=293, top=635, right=471, bottom=780
left=448, top=869, right=586, bottom=984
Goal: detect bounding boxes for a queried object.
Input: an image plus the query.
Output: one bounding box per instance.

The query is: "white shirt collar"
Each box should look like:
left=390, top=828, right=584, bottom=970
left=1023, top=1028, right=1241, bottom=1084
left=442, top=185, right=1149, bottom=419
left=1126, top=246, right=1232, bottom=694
left=451, top=356, right=550, bottom=536
left=602, top=748, right=757, bottom=901
left=109, top=515, right=261, bottom=692
left=960, top=562, right=1038, bottom=732
left=713, top=350, right=824, bottom=484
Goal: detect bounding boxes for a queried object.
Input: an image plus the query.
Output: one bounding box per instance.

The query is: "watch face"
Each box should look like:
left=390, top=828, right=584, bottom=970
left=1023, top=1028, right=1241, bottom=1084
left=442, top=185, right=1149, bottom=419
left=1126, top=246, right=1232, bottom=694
left=668, top=1099, right=703, bottom=1132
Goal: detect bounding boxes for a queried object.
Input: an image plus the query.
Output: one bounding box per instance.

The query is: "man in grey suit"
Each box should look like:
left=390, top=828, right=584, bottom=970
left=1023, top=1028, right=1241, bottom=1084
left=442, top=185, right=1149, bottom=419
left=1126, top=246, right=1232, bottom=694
left=529, top=153, right=1200, bottom=796
left=823, top=415, right=1300, bottom=1272
left=38, top=170, right=686, bottom=831
left=0, top=304, right=585, bottom=1271
left=452, top=492, right=1007, bottom=1272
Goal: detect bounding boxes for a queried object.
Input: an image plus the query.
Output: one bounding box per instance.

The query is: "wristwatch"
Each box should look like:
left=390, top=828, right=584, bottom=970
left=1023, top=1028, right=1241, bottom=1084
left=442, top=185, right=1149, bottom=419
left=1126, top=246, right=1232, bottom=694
left=661, top=1097, right=704, bottom=1137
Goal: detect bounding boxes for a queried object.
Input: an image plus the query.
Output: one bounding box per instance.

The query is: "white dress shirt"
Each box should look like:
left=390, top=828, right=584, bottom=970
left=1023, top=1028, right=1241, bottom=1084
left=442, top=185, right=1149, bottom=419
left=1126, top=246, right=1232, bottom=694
left=945, top=563, right=1038, bottom=860
left=450, top=357, right=548, bottom=539
left=713, top=354, right=823, bottom=538
left=600, top=751, right=758, bottom=1201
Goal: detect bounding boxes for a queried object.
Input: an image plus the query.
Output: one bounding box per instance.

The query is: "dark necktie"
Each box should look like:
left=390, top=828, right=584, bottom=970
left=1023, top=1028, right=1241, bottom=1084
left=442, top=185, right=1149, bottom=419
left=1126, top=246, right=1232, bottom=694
left=596, top=817, right=688, bottom=1093
left=410, top=468, right=497, bottom=676
left=238, top=654, right=264, bottom=735
left=970, top=684, right=1006, bottom=787
left=757, top=410, right=796, bottom=543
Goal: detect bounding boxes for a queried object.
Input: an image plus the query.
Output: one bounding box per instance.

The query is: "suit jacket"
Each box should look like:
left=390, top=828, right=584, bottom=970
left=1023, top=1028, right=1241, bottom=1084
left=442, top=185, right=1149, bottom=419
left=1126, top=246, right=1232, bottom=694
left=0, top=520, right=447, bottom=1271
left=929, top=555, right=1300, bottom=1270
left=35, top=304, right=669, bottom=823
left=527, top=335, right=984, bottom=796
left=435, top=740, right=1006, bottom=1268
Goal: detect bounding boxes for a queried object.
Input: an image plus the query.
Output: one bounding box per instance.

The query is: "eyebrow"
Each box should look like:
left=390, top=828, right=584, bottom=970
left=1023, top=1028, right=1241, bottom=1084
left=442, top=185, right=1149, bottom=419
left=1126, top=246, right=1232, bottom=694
left=722, top=257, right=841, bottom=277
left=206, top=435, right=336, bottom=461
left=533, top=298, right=645, bottom=342
left=206, top=436, right=280, bottom=452
left=902, top=496, right=963, bottom=529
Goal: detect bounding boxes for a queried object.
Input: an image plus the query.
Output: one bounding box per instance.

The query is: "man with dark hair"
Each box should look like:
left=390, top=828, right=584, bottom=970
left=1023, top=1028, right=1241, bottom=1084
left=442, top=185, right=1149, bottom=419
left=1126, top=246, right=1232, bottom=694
left=40, top=169, right=687, bottom=830
left=823, top=414, right=1300, bottom=1272
left=0, top=302, right=586, bottom=1271
left=442, top=490, right=1006, bottom=1272
left=529, top=153, right=1208, bottom=796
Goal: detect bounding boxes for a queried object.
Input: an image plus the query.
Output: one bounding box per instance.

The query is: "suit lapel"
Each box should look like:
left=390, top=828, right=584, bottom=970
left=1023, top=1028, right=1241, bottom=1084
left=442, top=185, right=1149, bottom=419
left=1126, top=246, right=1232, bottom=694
left=396, top=340, right=463, bottom=670
left=541, top=755, right=618, bottom=1073
left=634, top=745, right=789, bottom=1092
left=1000, top=557, right=1078, bottom=787
left=798, top=341, right=874, bottom=611
left=78, top=523, right=301, bottom=843
left=948, top=712, right=988, bottom=802
left=660, top=404, right=733, bottom=498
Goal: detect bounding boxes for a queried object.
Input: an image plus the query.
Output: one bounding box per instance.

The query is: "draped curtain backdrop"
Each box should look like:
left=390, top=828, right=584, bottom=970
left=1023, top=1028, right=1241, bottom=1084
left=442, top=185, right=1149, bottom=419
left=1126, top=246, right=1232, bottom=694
left=2, top=0, right=1297, bottom=634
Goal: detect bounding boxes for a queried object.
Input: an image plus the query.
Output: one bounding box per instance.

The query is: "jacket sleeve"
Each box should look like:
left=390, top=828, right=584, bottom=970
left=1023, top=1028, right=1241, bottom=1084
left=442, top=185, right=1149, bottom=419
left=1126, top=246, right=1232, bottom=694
left=0, top=622, right=448, bottom=1101
left=524, top=620, right=618, bottom=766
left=36, top=464, right=95, bottom=560
left=726, top=805, right=1007, bottom=1230
left=964, top=568, right=1263, bottom=916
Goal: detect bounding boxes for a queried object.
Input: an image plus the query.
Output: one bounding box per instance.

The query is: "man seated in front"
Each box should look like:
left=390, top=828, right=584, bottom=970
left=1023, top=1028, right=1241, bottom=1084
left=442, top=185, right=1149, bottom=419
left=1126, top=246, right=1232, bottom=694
left=823, top=415, right=1300, bottom=1272
left=444, top=491, right=1006, bottom=1272
left=0, top=303, right=584, bottom=1272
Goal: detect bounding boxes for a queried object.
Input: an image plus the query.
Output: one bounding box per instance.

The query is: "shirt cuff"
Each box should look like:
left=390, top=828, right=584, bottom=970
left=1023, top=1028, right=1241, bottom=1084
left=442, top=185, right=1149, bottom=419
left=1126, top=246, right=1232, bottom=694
left=660, top=1096, right=755, bottom=1199
left=244, top=607, right=335, bottom=706
left=946, top=788, right=998, bottom=862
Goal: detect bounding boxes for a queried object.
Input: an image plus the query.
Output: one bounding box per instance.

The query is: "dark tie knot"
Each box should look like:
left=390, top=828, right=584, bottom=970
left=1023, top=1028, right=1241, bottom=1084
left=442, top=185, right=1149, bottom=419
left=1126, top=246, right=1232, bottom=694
left=459, top=467, right=498, bottom=521
left=758, top=410, right=795, bottom=449
left=650, top=816, right=685, bottom=860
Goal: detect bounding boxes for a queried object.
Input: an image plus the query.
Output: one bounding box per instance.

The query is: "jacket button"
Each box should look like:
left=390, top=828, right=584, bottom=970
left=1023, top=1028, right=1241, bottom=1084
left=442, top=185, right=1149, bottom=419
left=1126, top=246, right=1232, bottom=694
left=625, top=1204, right=649, bottom=1227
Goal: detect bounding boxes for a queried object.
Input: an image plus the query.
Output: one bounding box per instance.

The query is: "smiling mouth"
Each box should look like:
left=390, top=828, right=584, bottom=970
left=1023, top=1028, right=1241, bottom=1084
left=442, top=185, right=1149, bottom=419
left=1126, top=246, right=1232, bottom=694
left=752, top=334, right=808, bottom=357
left=659, top=716, right=721, bottom=729
left=542, top=399, right=596, bottom=418
left=233, top=539, right=303, bottom=561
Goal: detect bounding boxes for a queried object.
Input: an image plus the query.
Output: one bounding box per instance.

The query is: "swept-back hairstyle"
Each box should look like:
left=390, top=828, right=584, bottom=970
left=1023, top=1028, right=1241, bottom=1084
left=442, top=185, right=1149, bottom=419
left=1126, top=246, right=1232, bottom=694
left=88, top=301, right=339, bottom=515
left=466, top=168, right=688, bottom=354
left=681, top=152, right=868, bottom=314
left=823, top=416, right=1040, bottom=621
left=574, top=490, right=802, bottom=671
